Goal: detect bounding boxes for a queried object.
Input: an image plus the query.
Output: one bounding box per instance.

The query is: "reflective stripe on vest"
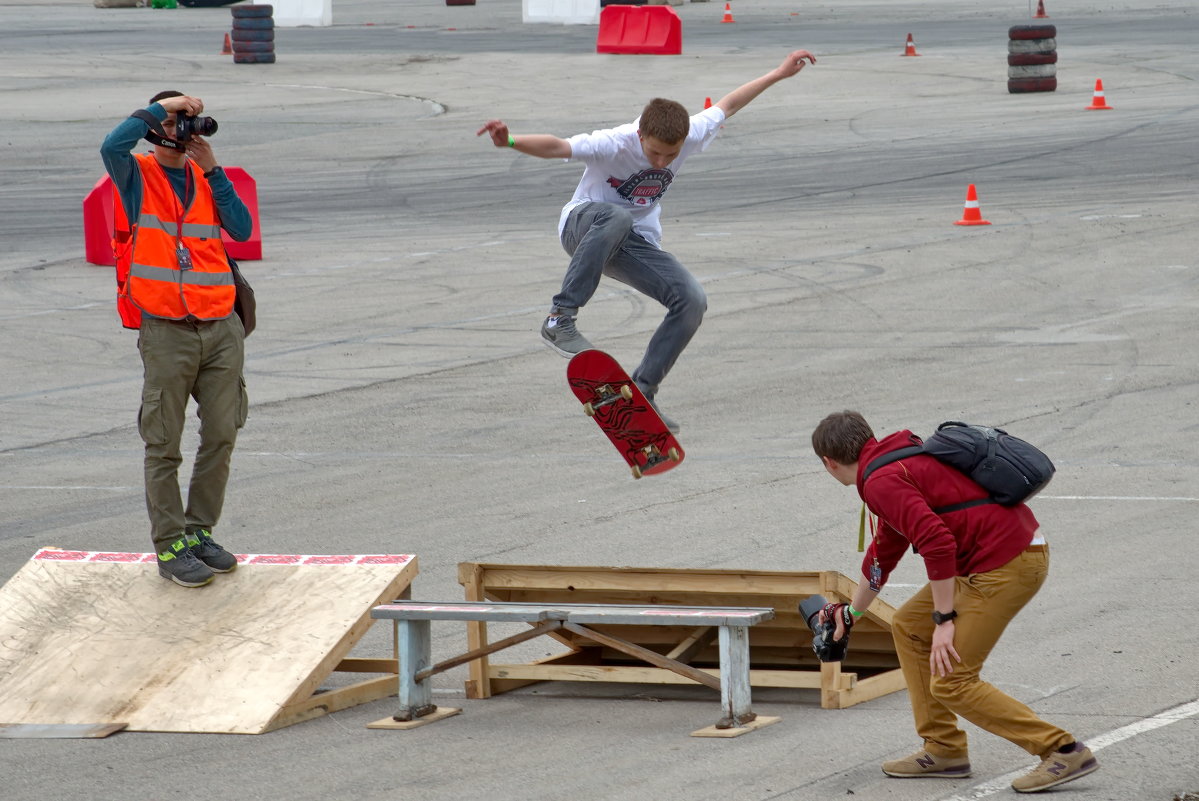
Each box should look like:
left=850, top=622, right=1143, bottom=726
left=125, top=153, right=235, bottom=321
left=129, top=263, right=236, bottom=286
left=135, top=212, right=223, bottom=241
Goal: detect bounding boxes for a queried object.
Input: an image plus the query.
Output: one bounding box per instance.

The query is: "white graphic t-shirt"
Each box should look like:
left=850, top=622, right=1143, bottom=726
left=558, top=105, right=726, bottom=249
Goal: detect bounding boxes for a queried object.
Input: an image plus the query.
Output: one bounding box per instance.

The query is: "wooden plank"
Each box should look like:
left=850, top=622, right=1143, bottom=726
left=486, top=649, right=595, bottom=695
left=489, top=663, right=826, bottom=689
left=562, top=622, right=722, bottom=691
left=268, top=674, right=399, bottom=733
left=373, top=601, right=772, bottom=627
left=691, top=715, right=781, bottom=738
left=665, top=626, right=717, bottom=663
left=826, top=668, right=908, bottom=709
left=473, top=564, right=829, bottom=597
left=717, top=626, right=754, bottom=726
left=395, top=619, right=434, bottom=721
left=0, top=549, right=418, bottom=734
left=366, top=706, right=461, bottom=730
left=460, top=562, right=492, bottom=699
left=373, top=602, right=557, bottom=623
left=413, top=620, right=564, bottom=682
left=335, top=658, right=398, bottom=674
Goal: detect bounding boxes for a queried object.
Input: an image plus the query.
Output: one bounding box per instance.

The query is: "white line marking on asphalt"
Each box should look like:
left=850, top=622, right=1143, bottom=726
left=940, top=699, right=1199, bottom=801
left=1040, top=495, right=1199, bottom=502
left=0, top=485, right=133, bottom=492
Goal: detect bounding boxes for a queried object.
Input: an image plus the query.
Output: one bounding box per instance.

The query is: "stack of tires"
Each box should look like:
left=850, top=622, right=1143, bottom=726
left=1008, top=24, right=1056, bottom=93
left=231, top=4, right=275, bottom=65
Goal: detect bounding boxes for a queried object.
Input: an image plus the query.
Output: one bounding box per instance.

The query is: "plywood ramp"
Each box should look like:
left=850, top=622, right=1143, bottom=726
left=0, top=549, right=418, bottom=734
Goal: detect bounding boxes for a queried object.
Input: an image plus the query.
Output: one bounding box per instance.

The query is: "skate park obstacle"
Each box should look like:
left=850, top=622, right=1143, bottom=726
left=369, top=600, right=778, bottom=736
left=0, top=548, right=417, bottom=736
left=457, top=563, right=906, bottom=711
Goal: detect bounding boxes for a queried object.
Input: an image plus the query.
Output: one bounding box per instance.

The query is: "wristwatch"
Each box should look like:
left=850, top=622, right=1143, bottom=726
left=931, top=610, right=958, bottom=625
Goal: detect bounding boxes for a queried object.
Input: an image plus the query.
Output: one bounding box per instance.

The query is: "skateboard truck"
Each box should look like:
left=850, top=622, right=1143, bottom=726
left=631, top=443, right=682, bottom=479
left=581, top=383, right=634, bottom=417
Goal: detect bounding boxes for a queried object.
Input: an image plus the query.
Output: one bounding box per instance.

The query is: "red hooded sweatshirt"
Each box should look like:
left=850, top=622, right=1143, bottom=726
left=857, top=431, right=1040, bottom=588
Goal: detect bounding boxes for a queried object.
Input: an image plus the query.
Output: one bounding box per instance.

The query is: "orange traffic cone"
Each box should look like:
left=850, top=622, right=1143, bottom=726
left=720, top=2, right=734, bottom=23
left=704, top=96, right=712, bottom=110
left=902, top=33, right=920, bottom=57
left=1086, top=79, right=1112, bottom=110
left=1034, top=0, right=1049, bottom=19
left=954, top=184, right=991, bottom=226
left=221, top=32, right=232, bottom=55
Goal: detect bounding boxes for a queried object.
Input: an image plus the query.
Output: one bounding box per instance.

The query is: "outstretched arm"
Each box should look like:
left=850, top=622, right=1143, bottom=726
left=476, top=119, right=572, bottom=159
left=715, top=50, right=816, bottom=119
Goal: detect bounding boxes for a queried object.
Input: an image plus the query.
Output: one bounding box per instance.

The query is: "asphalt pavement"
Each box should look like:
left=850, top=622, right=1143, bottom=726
left=1, top=0, right=1196, bottom=799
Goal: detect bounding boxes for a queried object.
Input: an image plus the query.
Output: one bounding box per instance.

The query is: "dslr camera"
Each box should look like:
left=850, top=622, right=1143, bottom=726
left=175, top=111, right=218, bottom=141
left=798, top=594, right=852, bottom=663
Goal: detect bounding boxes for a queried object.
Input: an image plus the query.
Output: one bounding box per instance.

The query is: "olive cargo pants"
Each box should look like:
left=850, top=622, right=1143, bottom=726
left=137, top=315, right=247, bottom=553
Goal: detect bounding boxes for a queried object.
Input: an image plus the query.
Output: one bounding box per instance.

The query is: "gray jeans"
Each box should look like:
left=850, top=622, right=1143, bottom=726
left=555, top=202, right=707, bottom=397
left=137, top=314, right=247, bottom=552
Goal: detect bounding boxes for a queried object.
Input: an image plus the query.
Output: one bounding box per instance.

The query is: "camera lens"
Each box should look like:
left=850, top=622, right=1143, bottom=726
left=196, top=116, right=218, bottom=137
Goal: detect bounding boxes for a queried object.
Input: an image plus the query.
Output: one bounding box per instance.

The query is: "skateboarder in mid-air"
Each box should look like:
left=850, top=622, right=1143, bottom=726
left=477, top=50, right=816, bottom=433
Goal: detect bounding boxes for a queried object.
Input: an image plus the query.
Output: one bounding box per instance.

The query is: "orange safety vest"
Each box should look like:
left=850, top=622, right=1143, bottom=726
left=113, top=153, right=235, bottom=326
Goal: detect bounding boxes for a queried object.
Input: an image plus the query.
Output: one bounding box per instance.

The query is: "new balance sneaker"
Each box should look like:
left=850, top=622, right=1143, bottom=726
left=188, top=529, right=238, bottom=573
left=1011, top=744, right=1098, bottom=793
left=157, top=537, right=214, bottom=588
left=882, top=750, right=972, bottom=779
left=540, top=314, right=594, bottom=357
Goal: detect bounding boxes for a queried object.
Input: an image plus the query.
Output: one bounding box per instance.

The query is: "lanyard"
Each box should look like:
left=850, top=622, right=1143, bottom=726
left=150, top=157, right=195, bottom=272
left=857, top=502, right=877, bottom=553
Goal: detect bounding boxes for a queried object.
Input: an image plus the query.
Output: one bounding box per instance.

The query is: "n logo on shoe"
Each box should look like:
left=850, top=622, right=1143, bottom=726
left=916, top=755, right=937, bottom=769
left=1047, top=760, right=1067, bottom=776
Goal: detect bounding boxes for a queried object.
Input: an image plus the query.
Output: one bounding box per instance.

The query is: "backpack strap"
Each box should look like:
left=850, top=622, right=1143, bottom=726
left=861, top=445, right=925, bottom=485
left=931, top=497, right=995, bottom=514
left=862, top=445, right=995, bottom=515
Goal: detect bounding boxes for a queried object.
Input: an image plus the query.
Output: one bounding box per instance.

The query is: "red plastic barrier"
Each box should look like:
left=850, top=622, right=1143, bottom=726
left=596, top=5, right=681, bottom=55
left=83, top=167, right=263, bottom=265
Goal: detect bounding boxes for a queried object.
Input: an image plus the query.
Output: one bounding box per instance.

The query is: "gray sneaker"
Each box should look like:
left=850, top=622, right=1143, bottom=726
left=157, top=537, right=214, bottom=588
left=636, top=384, right=680, bottom=434
left=541, top=314, right=594, bottom=357
left=188, top=529, right=238, bottom=573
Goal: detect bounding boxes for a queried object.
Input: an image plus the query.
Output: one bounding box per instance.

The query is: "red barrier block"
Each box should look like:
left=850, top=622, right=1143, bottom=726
left=82, top=167, right=263, bottom=266
left=596, top=5, right=681, bottom=55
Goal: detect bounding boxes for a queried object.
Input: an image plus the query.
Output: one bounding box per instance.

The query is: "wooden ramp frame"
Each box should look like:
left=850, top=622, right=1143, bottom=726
left=0, top=549, right=418, bottom=734
left=458, top=563, right=906, bottom=710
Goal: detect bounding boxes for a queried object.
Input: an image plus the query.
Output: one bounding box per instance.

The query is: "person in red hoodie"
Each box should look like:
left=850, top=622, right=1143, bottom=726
left=810, top=410, right=1099, bottom=794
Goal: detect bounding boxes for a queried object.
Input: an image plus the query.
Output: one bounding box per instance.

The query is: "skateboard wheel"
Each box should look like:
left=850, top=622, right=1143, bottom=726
left=620, top=385, right=634, bottom=401
left=631, top=464, right=643, bottom=479
left=582, top=402, right=596, bottom=417
left=667, top=447, right=681, bottom=462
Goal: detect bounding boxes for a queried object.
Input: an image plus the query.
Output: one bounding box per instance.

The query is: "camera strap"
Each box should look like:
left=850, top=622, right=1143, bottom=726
left=130, top=109, right=185, bottom=153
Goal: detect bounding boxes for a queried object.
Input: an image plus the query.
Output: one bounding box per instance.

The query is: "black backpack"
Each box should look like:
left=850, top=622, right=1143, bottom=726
left=861, top=421, right=1055, bottom=513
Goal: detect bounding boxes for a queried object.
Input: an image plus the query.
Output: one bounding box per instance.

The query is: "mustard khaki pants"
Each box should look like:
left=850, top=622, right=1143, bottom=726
left=890, top=546, right=1074, bottom=760
left=137, top=314, right=247, bottom=553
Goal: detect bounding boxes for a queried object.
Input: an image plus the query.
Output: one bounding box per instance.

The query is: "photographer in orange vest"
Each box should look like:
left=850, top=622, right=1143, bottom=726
left=101, top=91, right=252, bottom=587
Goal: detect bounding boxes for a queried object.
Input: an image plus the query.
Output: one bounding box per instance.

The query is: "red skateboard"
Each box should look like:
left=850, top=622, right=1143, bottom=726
left=566, top=350, right=684, bottom=479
